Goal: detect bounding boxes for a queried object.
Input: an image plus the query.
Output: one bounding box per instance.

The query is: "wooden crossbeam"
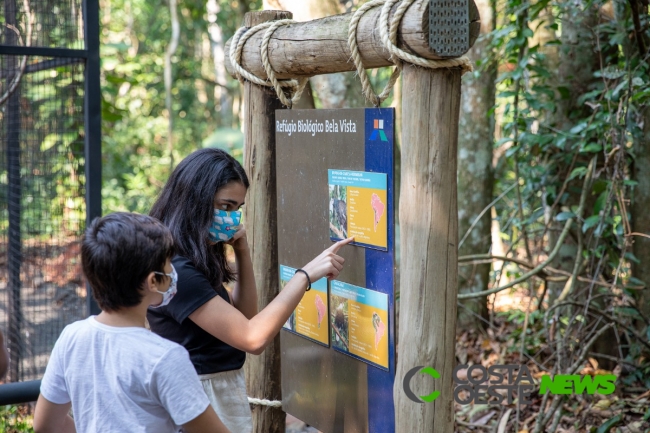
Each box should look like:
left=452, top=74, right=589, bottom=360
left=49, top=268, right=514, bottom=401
left=224, top=0, right=479, bottom=79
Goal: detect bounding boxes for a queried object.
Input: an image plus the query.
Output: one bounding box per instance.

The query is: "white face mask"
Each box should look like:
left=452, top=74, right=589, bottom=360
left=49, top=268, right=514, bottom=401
left=150, top=264, right=178, bottom=308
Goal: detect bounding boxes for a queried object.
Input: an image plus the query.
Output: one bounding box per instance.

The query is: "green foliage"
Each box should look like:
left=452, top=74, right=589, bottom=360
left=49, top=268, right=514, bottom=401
left=497, top=309, right=546, bottom=354
left=99, top=0, right=395, bottom=214
left=0, top=405, right=34, bottom=433
left=490, top=0, right=649, bottom=291
left=486, top=0, right=650, bottom=395
left=595, top=414, right=623, bottom=433
left=101, top=0, right=261, bottom=213
left=1, top=1, right=263, bottom=238
left=0, top=64, right=86, bottom=239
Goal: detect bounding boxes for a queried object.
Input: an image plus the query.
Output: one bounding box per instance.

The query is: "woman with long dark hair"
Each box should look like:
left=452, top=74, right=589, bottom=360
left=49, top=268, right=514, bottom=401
left=148, top=148, right=352, bottom=432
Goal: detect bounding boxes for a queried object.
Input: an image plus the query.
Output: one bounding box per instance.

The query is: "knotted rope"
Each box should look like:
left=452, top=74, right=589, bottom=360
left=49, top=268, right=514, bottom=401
left=229, top=19, right=308, bottom=108
left=348, top=0, right=473, bottom=106
left=260, top=20, right=309, bottom=108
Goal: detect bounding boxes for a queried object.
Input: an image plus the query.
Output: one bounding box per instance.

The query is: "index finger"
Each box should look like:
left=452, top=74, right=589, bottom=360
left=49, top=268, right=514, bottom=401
left=328, top=236, right=355, bottom=253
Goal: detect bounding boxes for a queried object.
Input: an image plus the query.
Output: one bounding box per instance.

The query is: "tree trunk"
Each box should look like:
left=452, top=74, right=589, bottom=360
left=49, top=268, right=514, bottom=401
left=242, top=12, right=290, bottom=433
left=206, top=0, right=232, bottom=127
left=554, top=5, right=599, bottom=131
left=626, top=0, right=650, bottom=326
left=633, top=105, right=650, bottom=322
left=546, top=2, right=618, bottom=368
left=310, top=72, right=367, bottom=108
left=546, top=3, right=599, bottom=303
left=457, top=0, right=495, bottom=329
left=394, top=64, right=461, bottom=432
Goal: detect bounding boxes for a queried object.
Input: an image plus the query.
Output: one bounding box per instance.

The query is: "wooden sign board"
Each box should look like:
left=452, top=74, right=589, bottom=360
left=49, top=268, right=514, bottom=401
left=276, top=108, right=396, bottom=433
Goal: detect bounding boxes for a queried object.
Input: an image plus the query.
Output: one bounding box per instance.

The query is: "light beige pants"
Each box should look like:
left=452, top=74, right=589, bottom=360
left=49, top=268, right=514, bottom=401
left=199, top=368, right=253, bottom=433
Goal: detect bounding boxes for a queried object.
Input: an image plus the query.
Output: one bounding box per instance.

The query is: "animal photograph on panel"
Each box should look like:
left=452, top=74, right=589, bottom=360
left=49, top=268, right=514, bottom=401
left=330, top=294, right=349, bottom=351
left=329, top=184, right=347, bottom=239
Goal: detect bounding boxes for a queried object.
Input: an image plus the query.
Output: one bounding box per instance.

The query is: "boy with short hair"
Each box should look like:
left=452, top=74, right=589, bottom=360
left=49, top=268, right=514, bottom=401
left=34, top=212, right=230, bottom=433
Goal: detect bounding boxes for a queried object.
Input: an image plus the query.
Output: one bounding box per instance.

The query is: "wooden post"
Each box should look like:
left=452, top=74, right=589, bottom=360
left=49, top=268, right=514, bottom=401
left=242, top=10, right=291, bottom=433
left=393, top=64, right=461, bottom=431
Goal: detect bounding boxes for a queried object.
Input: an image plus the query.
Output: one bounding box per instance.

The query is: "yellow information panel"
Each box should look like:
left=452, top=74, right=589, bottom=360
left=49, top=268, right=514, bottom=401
left=329, top=170, right=388, bottom=250
left=330, top=280, right=389, bottom=370
left=281, top=265, right=329, bottom=346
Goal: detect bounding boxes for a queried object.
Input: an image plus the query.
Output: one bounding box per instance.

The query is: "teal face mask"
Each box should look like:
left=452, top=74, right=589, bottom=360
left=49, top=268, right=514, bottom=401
left=208, top=209, right=242, bottom=242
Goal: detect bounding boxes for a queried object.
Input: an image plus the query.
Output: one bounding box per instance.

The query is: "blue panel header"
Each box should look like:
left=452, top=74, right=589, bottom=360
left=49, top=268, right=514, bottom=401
left=280, top=265, right=327, bottom=293
left=330, top=280, right=388, bottom=310
left=328, top=169, right=387, bottom=190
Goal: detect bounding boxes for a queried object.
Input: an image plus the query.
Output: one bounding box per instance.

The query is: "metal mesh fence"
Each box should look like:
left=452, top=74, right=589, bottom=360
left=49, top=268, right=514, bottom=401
left=0, top=54, right=88, bottom=382
left=0, top=0, right=84, bottom=49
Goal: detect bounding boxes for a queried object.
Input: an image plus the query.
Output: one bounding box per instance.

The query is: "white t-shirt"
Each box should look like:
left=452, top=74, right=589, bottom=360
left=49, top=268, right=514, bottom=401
left=40, top=316, right=210, bottom=433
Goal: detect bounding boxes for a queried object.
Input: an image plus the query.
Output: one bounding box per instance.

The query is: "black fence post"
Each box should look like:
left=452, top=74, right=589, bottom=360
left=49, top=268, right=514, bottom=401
left=83, top=0, right=102, bottom=315
left=5, top=0, right=23, bottom=383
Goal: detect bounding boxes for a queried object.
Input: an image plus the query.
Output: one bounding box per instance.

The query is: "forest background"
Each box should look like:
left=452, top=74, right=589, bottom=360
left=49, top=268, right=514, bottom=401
left=5, top=0, right=650, bottom=431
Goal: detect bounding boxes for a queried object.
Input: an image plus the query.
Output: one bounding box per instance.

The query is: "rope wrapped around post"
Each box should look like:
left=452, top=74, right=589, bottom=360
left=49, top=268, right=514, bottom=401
left=230, top=0, right=473, bottom=107
left=229, top=19, right=308, bottom=108
left=348, top=0, right=473, bottom=106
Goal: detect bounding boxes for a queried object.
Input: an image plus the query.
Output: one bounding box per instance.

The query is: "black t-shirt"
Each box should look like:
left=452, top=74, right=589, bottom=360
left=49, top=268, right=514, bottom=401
left=147, top=255, right=246, bottom=374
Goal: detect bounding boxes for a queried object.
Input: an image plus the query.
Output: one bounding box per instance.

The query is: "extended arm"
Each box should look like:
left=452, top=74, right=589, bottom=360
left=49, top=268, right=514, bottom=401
left=33, top=395, right=76, bottom=433
left=190, top=238, right=353, bottom=355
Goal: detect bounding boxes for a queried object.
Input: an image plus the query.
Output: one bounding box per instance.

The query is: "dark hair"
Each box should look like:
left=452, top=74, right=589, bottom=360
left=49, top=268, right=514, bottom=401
left=81, top=212, right=175, bottom=312
left=150, top=148, right=249, bottom=286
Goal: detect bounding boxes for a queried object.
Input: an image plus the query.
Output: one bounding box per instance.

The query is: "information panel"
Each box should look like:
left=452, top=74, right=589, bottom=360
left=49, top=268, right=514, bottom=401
left=276, top=107, right=395, bottom=433
left=330, top=280, right=389, bottom=370
left=280, top=264, right=329, bottom=346
left=328, top=170, right=388, bottom=250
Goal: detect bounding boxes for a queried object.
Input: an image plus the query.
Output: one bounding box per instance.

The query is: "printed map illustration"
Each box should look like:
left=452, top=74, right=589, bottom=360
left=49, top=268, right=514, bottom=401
left=371, top=193, right=385, bottom=232
left=315, top=295, right=326, bottom=329
left=373, top=312, right=386, bottom=350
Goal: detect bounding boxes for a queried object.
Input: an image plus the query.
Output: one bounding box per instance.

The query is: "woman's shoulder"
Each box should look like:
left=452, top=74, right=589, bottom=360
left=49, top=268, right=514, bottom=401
left=158, top=256, right=218, bottom=318
left=171, top=255, right=210, bottom=284
left=171, top=255, right=200, bottom=274
left=171, top=255, right=226, bottom=296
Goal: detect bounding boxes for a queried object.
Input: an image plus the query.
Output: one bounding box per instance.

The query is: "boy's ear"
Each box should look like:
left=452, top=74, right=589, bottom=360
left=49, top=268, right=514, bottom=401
left=144, top=272, right=159, bottom=294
